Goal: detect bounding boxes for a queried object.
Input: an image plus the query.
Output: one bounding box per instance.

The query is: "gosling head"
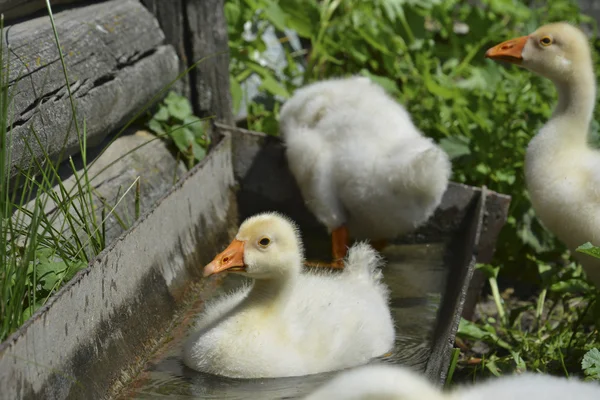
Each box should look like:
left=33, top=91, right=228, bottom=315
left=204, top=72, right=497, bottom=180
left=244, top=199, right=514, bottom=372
left=203, top=212, right=304, bottom=280
left=485, top=22, right=592, bottom=83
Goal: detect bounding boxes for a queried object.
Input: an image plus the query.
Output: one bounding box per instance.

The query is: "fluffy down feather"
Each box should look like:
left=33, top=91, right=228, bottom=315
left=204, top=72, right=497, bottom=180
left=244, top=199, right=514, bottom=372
left=183, top=212, right=395, bottom=378
left=305, top=364, right=600, bottom=400
left=279, top=76, right=451, bottom=239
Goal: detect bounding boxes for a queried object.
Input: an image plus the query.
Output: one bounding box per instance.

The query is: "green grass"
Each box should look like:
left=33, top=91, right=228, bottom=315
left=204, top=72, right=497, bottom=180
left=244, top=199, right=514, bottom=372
left=455, top=262, right=598, bottom=381
left=0, top=1, right=211, bottom=342
left=0, top=2, right=133, bottom=339
left=226, top=0, right=600, bottom=383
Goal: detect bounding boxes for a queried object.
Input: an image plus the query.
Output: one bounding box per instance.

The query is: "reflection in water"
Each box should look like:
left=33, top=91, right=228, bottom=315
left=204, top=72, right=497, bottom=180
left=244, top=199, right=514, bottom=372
left=121, top=243, right=446, bottom=399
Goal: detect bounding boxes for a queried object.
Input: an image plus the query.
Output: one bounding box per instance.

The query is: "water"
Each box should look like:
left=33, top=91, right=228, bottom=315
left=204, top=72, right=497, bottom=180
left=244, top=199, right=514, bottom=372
left=119, top=243, right=446, bottom=399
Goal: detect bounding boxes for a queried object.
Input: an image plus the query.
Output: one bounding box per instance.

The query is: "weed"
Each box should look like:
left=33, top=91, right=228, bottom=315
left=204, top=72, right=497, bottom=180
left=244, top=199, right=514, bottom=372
left=226, top=0, right=598, bottom=283
left=0, top=0, right=204, bottom=341
left=227, top=0, right=600, bottom=382
left=145, top=91, right=210, bottom=169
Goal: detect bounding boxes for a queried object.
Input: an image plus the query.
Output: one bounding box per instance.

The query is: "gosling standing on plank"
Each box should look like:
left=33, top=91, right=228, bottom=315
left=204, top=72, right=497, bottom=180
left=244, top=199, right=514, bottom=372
left=279, top=76, right=451, bottom=267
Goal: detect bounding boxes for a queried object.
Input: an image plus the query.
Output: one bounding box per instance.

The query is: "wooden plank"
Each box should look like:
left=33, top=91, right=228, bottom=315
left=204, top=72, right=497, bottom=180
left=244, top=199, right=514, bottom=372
left=13, top=130, right=188, bottom=257
left=3, top=0, right=179, bottom=179
left=140, top=0, right=191, bottom=101
left=0, top=0, right=82, bottom=21
left=184, top=0, right=234, bottom=125
left=0, top=135, right=236, bottom=400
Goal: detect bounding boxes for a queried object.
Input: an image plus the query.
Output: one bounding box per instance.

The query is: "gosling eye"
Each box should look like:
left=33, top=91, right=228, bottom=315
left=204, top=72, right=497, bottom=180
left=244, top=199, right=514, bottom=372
left=258, top=237, right=271, bottom=248
left=540, top=36, right=553, bottom=46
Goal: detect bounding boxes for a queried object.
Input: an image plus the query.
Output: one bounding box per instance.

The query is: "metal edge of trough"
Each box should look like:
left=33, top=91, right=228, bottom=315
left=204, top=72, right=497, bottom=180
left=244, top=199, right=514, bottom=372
left=214, top=122, right=512, bottom=383
left=424, top=187, right=486, bottom=384
left=0, top=134, right=238, bottom=400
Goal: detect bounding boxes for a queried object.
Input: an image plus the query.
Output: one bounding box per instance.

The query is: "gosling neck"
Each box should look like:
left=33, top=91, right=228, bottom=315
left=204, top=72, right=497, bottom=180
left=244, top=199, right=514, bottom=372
left=245, top=265, right=300, bottom=306
left=549, top=64, right=596, bottom=146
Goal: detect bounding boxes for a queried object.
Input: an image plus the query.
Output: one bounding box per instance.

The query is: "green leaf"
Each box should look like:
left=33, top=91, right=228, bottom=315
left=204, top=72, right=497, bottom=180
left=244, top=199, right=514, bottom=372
left=263, top=1, right=288, bottom=31
left=476, top=263, right=500, bottom=280
left=153, top=105, right=170, bottom=122
left=191, top=142, right=207, bottom=162
left=259, top=74, right=290, bottom=98
left=163, top=91, right=181, bottom=105
left=167, top=95, right=193, bottom=121
left=169, top=125, right=195, bottom=154
left=457, top=318, right=512, bottom=351
left=550, top=279, right=592, bottom=294
left=439, top=135, right=471, bottom=160
left=457, top=318, right=489, bottom=340
left=64, top=259, right=87, bottom=281
left=22, top=301, right=44, bottom=321
left=37, top=261, right=66, bottom=291
left=246, top=63, right=290, bottom=98
left=510, top=350, right=527, bottom=373
left=582, top=348, right=600, bottom=380
left=224, top=1, right=241, bottom=26
left=279, top=3, right=315, bottom=38
left=183, top=115, right=205, bottom=138
left=484, top=358, right=502, bottom=377
left=577, top=242, right=600, bottom=260
left=148, top=119, right=165, bottom=135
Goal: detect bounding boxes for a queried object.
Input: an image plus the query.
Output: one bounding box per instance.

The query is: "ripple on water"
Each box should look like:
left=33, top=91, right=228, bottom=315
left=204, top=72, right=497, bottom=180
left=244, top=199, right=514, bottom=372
left=120, top=242, right=446, bottom=399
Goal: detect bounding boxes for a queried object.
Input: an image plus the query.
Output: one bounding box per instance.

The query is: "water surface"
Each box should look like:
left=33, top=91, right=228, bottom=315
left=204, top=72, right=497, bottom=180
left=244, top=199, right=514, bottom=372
left=120, top=242, right=446, bottom=399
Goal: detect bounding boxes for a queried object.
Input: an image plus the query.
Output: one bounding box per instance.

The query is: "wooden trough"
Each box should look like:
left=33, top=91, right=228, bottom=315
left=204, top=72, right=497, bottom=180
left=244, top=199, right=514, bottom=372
left=0, top=124, right=510, bottom=399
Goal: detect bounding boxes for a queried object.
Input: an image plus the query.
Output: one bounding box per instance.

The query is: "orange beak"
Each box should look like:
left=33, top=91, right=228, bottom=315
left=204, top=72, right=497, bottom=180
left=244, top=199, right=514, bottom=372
left=203, top=239, right=246, bottom=277
left=485, top=35, right=529, bottom=64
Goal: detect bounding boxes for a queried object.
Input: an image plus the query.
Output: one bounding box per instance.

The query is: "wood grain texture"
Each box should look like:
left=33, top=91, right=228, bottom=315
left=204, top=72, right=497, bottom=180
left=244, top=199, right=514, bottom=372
left=184, top=0, right=234, bottom=125
left=140, top=0, right=191, bottom=100
left=0, top=0, right=83, bottom=21
left=16, top=130, right=187, bottom=255
left=4, top=0, right=179, bottom=179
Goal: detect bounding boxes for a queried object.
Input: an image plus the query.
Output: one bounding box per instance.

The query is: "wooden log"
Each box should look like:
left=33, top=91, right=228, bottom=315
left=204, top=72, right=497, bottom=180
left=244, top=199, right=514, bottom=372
left=80, top=130, right=188, bottom=246
left=184, top=0, right=234, bottom=125
left=3, top=0, right=179, bottom=179
left=0, top=135, right=235, bottom=400
left=0, top=0, right=81, bottom=21
left=15, top=129, right=187, bottom=256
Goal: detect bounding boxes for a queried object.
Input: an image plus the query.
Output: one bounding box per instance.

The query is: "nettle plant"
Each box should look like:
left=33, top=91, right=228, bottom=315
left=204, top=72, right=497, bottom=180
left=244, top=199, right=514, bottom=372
left=147, top=91, right=210, bottom=169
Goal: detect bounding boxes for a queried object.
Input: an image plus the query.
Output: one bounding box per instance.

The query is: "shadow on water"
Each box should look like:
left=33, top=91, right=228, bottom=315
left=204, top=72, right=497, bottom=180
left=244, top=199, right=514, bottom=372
left=119, top=242, right=446, bottom=399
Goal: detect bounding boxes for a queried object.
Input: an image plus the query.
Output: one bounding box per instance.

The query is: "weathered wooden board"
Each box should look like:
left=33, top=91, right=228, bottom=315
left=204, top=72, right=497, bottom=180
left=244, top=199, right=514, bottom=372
left=3, top=0, right=179, bottom=179
left=0, top=135, right=236, bottom=400
left=89, top=130, right=188, bottom=245
left=13, top=130, right=187, bottom=258
left=0, top=0, right=82, bottom=21
left=140, top=0, right=190, bottom=100
left=140, top=0, right=234, bottom=124
left=185, top=0, right=234, bottom=125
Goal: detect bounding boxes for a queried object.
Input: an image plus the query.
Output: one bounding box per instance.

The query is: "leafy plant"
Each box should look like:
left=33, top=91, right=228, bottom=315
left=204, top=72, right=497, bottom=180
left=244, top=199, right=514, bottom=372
left=577, top=242, right=600, bottom=260
left=0, top=10, right=99, bottom=338
left=582, top=348, right=600, bottom=381
left=146, top=91, right=210, bottom=169
left=225, top=0, right=599, bottom=285
left=455, top=262, right=598, bottom=380
left=1, top=0, right=184, bottom=341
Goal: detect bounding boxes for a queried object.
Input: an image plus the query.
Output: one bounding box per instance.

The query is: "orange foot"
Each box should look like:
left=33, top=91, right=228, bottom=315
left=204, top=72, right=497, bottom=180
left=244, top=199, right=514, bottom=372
left=304, top=225, right=349, bottom=270
left=331, top=225, right=349, bottom=268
